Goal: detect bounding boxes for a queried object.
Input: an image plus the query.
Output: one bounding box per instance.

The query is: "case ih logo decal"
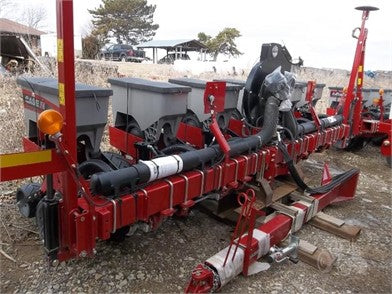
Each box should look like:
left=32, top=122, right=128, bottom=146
left=23, top=95, right=47, bottom=112
left=330, top=89, right=343, bottom=98
left=22, top=90, right=59, bottom=113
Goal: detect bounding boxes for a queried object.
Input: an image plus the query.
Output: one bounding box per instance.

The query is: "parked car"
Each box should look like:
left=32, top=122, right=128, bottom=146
left=99, top=44, right=146, bottom=62
left=158, top=52, right=190, bottom=64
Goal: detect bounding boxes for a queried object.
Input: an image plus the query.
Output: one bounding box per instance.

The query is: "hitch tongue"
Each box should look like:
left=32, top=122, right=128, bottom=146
left=267, top=235, right=299, bottom=264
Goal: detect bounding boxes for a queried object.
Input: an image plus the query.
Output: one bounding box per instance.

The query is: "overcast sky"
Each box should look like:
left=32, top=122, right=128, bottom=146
left=9, top=0, right=392, bottom=70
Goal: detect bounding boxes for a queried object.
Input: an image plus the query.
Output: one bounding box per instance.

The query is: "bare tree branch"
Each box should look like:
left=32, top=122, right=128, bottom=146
left=23, top=6, right=47, bottom=29
left=0, top=0, right=17, bottom=18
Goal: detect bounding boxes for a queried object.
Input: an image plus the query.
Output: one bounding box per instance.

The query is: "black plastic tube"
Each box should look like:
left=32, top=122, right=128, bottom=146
left=281, top=110, right=298, bottom=139
left=90, top=98, right=343, bottom=196
left=90, top=96, right=281, bottom=196
left=298, top=115, right=343, bottom=136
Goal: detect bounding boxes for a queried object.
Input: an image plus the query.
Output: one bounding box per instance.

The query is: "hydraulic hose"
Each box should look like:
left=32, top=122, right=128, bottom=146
left=277, top=141, right=359, bottom=194
left=90, top=96, right=281, bottom=196
left=281, top=110, right=299, bottom=139
left=297, top=115, right=343, bottom=136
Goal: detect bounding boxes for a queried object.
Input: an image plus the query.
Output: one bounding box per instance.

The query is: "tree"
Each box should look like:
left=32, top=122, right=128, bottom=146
left=89, top=0, right=159, bottom=45
left=0, top=0, right=16, bottom=18
left=81, top=22, right=108, bottom=59
left=23, top=7, right=47, bottom=29
left=82, top=34, right=102, bottom=59
left=198, top=28, right=242, bottom=61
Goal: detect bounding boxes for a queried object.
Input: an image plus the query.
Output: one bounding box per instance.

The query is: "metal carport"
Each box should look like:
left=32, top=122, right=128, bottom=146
left=137, top=39, right=207, bottom=63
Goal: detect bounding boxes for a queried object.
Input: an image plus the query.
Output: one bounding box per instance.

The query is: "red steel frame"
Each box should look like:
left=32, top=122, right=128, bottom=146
left=186, top=167, right=359, bottom=292
left=337, top=8, right=369, bottom=136
left=0, top=0, right=361, bottom=270
left=62, top=122, right=350, bottom=259
left=324, top=7, right=391, bottom=160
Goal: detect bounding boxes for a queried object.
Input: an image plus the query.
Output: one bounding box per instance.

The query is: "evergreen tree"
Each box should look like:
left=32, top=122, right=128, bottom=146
left=89, top=0, right=159, bottom=45
left=198, top=28, right=242, bottom=61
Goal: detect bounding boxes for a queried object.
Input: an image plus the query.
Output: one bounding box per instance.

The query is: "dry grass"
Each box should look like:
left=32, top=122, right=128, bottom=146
left=1, top=60, right=391, bottom=155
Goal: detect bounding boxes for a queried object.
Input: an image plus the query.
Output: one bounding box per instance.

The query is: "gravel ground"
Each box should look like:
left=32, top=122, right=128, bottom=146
left=1, top=144, right=391, bottom=293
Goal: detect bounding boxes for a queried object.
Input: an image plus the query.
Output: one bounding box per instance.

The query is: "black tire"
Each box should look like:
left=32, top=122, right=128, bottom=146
left=102, top=152, right=132, bottom=169
left=344, top=137, right=366, bottom=152
left=372, top=135, right=388, bottom=146
left=16, top=183, right=41, bottom=218
left=182, top=112, right=201, bottom=128
left=126, top=121, right=144, bottom=138
left=109, top=225, right=130, bottom=242
left=78, top=159, right=112, bottom=179
left=231, top=109, right=242, bottom=120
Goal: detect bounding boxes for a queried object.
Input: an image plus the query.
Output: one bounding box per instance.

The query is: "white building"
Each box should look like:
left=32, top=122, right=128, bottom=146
left=40, top=32, right=82, bottom=58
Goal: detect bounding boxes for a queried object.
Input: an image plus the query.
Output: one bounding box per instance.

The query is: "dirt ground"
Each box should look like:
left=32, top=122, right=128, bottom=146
left=0, top=62, right=391, bottom=293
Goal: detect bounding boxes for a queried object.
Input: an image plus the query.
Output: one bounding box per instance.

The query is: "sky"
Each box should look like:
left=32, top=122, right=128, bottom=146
left=7, top=0, right=392, bottom=71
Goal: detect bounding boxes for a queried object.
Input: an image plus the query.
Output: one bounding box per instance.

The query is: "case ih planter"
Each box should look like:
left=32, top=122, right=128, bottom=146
left=0, top=2, right=381, bottom=293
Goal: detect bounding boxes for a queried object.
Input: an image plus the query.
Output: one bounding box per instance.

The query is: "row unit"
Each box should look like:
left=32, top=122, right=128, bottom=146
left=17, top=76, right=326, bottom=154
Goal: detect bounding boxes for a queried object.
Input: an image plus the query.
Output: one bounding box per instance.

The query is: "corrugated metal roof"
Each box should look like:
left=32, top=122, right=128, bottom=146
left=0, top=18, right=45, bottom=36
left=137, top=39, right=207, bottom=50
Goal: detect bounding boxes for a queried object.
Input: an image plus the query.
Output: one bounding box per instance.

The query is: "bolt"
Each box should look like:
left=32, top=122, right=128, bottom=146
left=93, top=216, right=96, bottom=221
left=383, top=140, right=390, bottom=146
left=64, top=150, right=69, bottom=154
left=79, top=251, right=87, bottom=258
left=51, top=259, right=59, bottom=267
left=80, top=216, right=85, bottom=222
left=93, top=248, right=97, bottom=255
left=268, top=176, right=272, bottom=180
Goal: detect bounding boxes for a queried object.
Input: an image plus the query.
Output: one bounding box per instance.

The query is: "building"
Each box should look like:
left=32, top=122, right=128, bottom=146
left=40, top=33, right=82, bottom=58
left=0, top=18, right=45, bottom=53
left=137, top=39, right=208, bottom=64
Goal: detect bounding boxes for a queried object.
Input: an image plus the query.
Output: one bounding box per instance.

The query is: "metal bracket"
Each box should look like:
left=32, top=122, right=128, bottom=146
left=108, top=199, right=117, bottom=233
left=267, top=234, right=299, bottom=264
left=240, top=155, right=249, bottom=178
left=231, top=158, right=239, bottom=183
left=163, top=179, right=174, bottom=211
left=256, top=151, right=267, bottom=182
left=253, top=152, right=259, bottom=175
left=216, top=165, right=223, bottom=189
left=195, top=170, right=205, bottom=196
left=290, top=192, right=319, bottom=221
left=178, top=174, right=189, bottom=203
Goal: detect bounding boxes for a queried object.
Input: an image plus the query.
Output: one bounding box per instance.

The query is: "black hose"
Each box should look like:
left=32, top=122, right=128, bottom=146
left=90, top=96, right=281, bottom=196
left=281, top=110, right=298, bottom=139
left=297, top=115, right=343, bottom=136
left=277, top=141, right=359, bottom=195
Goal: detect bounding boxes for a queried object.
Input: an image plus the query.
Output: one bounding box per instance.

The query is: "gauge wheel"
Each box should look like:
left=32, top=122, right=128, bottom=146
left=78, top=159, right=112, bottom=179
left=344, top=137, right=366, bottom=152
left=126, top=122, right=144, bottom=138
left=182, top=112, right=201, bottom=128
